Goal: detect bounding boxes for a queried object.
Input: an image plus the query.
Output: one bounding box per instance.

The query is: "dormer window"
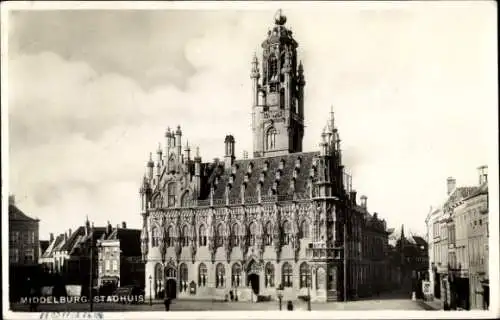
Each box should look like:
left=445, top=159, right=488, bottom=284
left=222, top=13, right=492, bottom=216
left=244, top=174, right=250, bottom=183
left=260, top=172, right=265, bottom=183
left=295, top=157, right=302, bottom=168
left=293, top=169, right=298, bottom=179
left=263, top=161, right=269, bottom=172
left=275, top=170, right=281, bottom=181
left=247, top=162, right=254, bottom=175
left=229, top=176, right=234, bottom=185
left=279, top=159, right=285, bottom=171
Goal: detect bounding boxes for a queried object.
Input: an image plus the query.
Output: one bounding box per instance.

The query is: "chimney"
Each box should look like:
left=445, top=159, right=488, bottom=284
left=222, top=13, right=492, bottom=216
left=8, top=195, right=15, bottom=206
left=68, top=228, right=72, bottom=237
left=107, top=221, right=112, bottom=235
left=446, top=177, right=456, bottom=195
left=360, top=195, right=367, bottom=209
left=50, top=233, right=54, bottom=243
left=64, top=232, right=68, bottom=242
left=350, top=190, right=357, bottom=205
left=224, top=135, right=236, bottom=170
left=122, top=221, right=127, bottom=229
left=477, top=165, right=488, bottom=185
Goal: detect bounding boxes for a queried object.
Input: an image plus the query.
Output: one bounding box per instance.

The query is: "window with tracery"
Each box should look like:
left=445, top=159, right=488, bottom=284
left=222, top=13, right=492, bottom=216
left=181, top=225, right=189, bottom=247
left=166, top=226, right=174, bottom=247
left=231, top=224, right=240, bottom=247
left=152, top=227, right=159, bottom=247
left=216, top=223, right=224, bottom=247
left=231, top=263, right=242, bottom=287
left=264, top=222, right=273, bottom=245
left=265, top=263, right=275, bottom=288
left=216, top=263, right=225, bottom=288
left=283, top=220, right=292, bottom=245
left=179, top=263, right=188, bottom=292
left=300, top=262, right=312, bottom=288
left=167, top=183, right=177, bottom=207
left=266, top=127, right=277, bottom=150
left=300, top=220, right=309, bottom=239
left=198, top=263, right=207, bottom=287
left=199, top=225, right=207, bottom=246
left=249, top=222, right=257, bottom=246
left=282, top=262, right=293, bottom=287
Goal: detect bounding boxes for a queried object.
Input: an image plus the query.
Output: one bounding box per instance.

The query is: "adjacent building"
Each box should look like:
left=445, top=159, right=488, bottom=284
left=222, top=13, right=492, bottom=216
left=425, top=167, right=489, bottom=310
left=139, top=11, right=391, bottom=303
left=97, top=222, right=145, bottom=290
left=458, top=166, right=489, bottom=310
left=8, top=195, right=40, bottom=301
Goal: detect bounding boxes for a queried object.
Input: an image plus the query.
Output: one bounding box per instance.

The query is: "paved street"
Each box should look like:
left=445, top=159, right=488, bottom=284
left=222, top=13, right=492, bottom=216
left=10, top=291, right=434, bottom=312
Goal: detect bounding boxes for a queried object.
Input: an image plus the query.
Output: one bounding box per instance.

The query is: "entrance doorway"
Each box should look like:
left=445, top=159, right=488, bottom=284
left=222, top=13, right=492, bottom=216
left=166, top=279, right=177, bottom=299
left=248, top=274, right=260, bottom=295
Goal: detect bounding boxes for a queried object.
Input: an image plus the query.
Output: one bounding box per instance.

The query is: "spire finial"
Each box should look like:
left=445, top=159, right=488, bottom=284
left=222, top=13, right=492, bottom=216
left=149, top=152, right=153, bottom=161
left=274, top=9, right=287, bottom=25
left=196, top=146, right=200, bottom=158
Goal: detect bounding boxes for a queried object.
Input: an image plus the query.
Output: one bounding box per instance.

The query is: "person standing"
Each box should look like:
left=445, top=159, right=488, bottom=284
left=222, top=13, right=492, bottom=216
left=287, top=300, right=294, bottom=311
left=163, top=296, right=171, bottom=311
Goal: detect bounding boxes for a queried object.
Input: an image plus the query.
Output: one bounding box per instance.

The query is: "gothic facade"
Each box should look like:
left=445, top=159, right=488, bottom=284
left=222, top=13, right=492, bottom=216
left=139, top=11, right=387, bottom=303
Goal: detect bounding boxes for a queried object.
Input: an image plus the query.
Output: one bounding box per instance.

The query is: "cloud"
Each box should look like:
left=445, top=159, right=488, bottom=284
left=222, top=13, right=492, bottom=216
left=7, top=5, right=497, bottom=238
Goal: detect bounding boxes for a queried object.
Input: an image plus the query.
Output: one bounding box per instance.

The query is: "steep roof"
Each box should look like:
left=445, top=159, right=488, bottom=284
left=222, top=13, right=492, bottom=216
left=39, top=240, right=50, bottom=253
left=206, top=151, right=319, bottom=201
left=464, top=182, right=488, bottom=201
left=104, top=228, right=142, bottom=257
left=42, top=234, right=66, bottom=258
left=9, top=204, right=39, bottom=222
left=61, top=226, right=107, bottom=254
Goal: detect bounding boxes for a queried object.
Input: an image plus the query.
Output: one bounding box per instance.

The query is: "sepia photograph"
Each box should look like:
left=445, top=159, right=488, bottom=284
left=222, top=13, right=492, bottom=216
left=1, top=1, right=498, bottom=319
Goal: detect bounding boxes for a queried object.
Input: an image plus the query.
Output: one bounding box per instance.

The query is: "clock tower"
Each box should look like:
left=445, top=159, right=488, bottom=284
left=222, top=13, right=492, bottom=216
left=251, top=10, right=306, bottom=158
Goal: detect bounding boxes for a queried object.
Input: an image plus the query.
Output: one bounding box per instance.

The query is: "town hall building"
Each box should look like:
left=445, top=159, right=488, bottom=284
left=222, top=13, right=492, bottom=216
left=139, top=11, right=391, bottom=303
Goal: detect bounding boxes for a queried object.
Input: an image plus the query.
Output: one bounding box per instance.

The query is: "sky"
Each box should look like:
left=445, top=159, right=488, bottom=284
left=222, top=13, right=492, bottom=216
left=5, top=2, right=497, bottom=240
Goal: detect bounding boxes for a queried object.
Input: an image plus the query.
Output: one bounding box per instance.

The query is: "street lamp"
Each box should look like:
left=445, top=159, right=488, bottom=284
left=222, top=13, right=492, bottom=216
left=276, top=284, right=284, bottom=310
left=149, top=275, right=152, bottom=306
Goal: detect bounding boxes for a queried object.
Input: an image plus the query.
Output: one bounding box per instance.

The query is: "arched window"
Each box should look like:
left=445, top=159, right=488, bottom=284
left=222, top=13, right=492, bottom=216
left=300, top=220, right=309, bottom=239
left=300, top=262, right=311, bottom=288
left=279, top=88, right=285, bottom=109
left=249, top=222, right=257, bottom=246
left=198, top=263, right=207, bottom=287
left=283, top=221, right=292, bottom=245
left=154, top=263, right=163, bottom=298
left=216, top=263, right=225, bottom=288
left=152, top=227, right=159, bottom=247
left=231, top=224, right=240, bottom=247
left=264, top=222, right=273, bottom=245
left=216, top=224, right=224, bottom=247
left=179, top=263, right=188, bottom=292
left=181, top=225, right=189, bottom=247
left=167, top=183, right=176, bottom=207
left=181, top=192, right=190, bottom=207
left=282, top=263, right=293, bottom=288
left=265, top=263, right=275, bottom=288
left=266, top=128, right=277, bottom=150
left=231, top=263, right=242, bottom=287
left=166, top=226, right=174, bottom=247
left=199, top=225, right=207, bottom=246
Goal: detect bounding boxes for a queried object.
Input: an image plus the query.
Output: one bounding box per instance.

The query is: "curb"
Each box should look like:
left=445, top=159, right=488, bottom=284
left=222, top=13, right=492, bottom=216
left=416, top=300, right=440, bottom=311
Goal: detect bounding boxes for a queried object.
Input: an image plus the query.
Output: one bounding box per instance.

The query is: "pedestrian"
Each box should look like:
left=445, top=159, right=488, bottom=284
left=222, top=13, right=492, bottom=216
left=287, top=300, right=294, bottom=311
left=163, top=296, right=171, bottom=311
